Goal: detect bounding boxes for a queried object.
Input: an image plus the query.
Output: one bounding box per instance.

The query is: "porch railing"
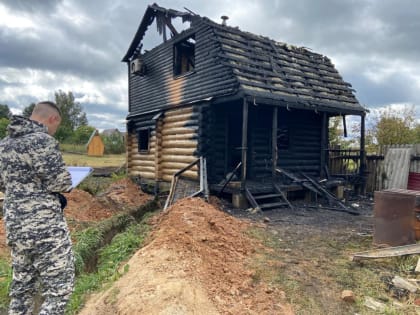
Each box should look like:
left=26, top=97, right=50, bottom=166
left=327, top=148, right=362, bottom=177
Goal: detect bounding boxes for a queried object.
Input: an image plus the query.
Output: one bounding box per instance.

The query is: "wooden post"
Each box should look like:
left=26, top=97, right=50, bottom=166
left=224, top=114, right=229, bottom=175
left=320, top=112, right=328, bottom=178
left=360, top=113, right=367, bottom=194
left=272, top=107, right=278, bottom=177
left=241, top=99, right=248, bottom=189
left=154, top=117, right=163, bottom=194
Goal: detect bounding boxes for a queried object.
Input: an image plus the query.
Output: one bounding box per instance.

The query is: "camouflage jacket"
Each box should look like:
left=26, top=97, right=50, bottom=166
left=0, top=116, right=72, bottom=241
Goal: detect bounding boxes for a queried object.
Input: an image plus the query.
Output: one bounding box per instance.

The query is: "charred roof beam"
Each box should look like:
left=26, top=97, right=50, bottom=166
left=122, top=3, right=193, bottom=62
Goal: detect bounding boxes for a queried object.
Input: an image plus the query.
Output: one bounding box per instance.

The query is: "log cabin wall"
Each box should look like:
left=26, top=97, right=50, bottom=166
left=160, top=105, right=200, bottom=182
left=128, top=19, right=237, bottom=118
left=206, top=101, right=243, bottom=183
left=276, top=108, right=322, bottom=175
left=127, top=104, right=203, bottom=183
left=248, top=105, right=273, bottom=180
left=123, top=5, right=366, bottom=187
left=127, top=112, right=157, bottom=179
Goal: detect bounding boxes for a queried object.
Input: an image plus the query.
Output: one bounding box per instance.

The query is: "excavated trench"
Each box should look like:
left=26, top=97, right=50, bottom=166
left=75, top=199, right=159, bottom=274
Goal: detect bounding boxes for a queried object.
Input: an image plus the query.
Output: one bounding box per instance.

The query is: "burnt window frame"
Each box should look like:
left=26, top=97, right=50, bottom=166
left=173, top=34, right=196, bottom=77
left=138, top=128, right=150, bottom=153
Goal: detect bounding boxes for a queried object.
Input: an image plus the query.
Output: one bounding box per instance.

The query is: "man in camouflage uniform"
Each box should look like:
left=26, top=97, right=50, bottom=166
left=0, top=101, right=74, bottom=315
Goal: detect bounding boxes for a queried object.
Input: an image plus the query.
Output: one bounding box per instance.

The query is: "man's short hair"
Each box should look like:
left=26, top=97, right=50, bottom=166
left=35, top=101, right=62, bottom=117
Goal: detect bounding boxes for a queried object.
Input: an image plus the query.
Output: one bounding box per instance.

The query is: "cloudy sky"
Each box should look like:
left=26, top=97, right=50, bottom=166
left=0, top=0, right=419, bottom=131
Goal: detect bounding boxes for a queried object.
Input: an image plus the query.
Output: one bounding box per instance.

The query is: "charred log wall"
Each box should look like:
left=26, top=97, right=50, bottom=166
left=207, top=106, right=227, bottom=183
left=277, top=108, right=322, bottom=175
left=128, top=20, right=237, bottom=117
left=248, top=105, right=273, bottom=179
left=206, top=101, right=246, bottom=183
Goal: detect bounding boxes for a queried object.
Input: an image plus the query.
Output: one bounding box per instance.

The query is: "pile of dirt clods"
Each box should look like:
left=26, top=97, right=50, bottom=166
left=79, top=197, right=294, bottom=315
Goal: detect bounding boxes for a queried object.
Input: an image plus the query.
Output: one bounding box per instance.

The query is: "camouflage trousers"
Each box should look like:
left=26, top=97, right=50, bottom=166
left=7, top=228, right=75, bottom=315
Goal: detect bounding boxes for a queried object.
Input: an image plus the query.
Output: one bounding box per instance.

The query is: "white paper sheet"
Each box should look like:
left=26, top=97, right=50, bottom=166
left=67, top=166, right=93, bottom=188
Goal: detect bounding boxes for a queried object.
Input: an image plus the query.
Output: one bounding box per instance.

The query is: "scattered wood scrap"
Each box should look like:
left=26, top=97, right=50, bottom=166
left=352, top=243, right=420, bottom=261
left=276, top=167, right=359, bottom=215
left=392, top=276, right=418, bottom=293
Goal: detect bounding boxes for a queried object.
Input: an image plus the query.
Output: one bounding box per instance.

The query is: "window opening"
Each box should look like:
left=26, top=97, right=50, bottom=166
left=138, top=128, right=150, bottom=152
left=174, top=35, right=195, bottom=76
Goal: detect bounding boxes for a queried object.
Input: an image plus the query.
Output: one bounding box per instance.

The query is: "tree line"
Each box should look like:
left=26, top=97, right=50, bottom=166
left=330, top=105, right=419, bottom=153
left=0, top=91, right=125, bottom=154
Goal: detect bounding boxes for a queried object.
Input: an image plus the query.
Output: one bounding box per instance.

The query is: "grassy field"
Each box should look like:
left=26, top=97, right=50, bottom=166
left=63, top=153, right=126, bottom=168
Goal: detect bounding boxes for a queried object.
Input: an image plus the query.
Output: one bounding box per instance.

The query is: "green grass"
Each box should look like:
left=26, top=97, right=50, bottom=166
left=60, top=142, right=125, bottom=168
left=0, top=201, right=158, bottom=314
left=77, top=172, right=126, bottom=196
left=66, top=216, right=152, bottom=315
left=245, top=227, right=420, bottom=315
left=62, top=152, right=125, bottom=168
left=72, top=213, right=136, bottom=274
left=0, top=259, right=12, bottom=310
left=60, top=143, right=87, bottom=154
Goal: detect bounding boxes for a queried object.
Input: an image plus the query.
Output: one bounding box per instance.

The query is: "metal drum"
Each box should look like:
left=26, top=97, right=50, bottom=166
left=373, top=191, right=416, bottom=246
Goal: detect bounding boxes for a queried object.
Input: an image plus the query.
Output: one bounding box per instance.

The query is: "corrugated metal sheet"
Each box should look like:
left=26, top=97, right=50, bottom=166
left=383, top=148, right=413, bottom=189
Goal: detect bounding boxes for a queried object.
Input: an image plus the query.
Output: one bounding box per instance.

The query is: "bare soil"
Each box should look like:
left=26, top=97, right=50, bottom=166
left=226, top=198, right=375, bottom=315
left=79, top=197, right=294, bottom=315
left=4, top=179, right=418, bottom=314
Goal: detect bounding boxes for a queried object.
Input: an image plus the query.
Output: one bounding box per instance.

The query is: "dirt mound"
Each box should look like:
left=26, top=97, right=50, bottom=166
left=79, top=197, right=294, bottom=315
left=0, top=178, right=151, bottom=258
left=97, top=178, right=152, bottom=210
left=65, top=189, right=113, bottom=223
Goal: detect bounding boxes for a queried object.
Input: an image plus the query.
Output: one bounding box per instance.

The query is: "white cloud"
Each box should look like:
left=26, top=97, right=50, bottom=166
left=56, top=0, right=92, bottom=28
left=0, top=3, right=36, bottom=30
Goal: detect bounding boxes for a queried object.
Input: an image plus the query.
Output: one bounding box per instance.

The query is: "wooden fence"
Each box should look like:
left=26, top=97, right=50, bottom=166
left=328, top=144, right=420, bottom=193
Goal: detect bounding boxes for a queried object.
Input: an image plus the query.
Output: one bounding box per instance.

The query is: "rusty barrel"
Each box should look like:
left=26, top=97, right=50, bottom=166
left=373, top=191, right=416, bottom=246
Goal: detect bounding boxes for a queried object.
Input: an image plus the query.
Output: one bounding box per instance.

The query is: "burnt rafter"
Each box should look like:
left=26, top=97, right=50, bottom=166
left=122, top=3, right=193, bottom=61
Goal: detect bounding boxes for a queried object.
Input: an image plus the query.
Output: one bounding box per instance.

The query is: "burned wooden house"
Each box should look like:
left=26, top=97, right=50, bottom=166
left=122, top=4, right=367, bottom=208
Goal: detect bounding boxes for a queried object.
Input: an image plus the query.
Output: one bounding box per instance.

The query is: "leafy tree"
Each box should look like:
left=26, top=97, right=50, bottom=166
left=54, top=90, right=88, bottom=142
left=54, top=125, right=73, bottom=143
left=72, top=125, right=95, bottom=145
left=102, top=132, right=125, bottom=154
left=55, top=91, right=87, bottom=131
left=22, top=103, right=36, bottom=118
left=0, top=104, right=11, bottom=119
left=414, top=124, right=420, bottom=143
left=329, top=116, right=344, bottom=148
left=0, top=118, right=9, bottom=139
left=372, top=105, right=417, bottom=146
left=328, top=116, right=356, bottom=149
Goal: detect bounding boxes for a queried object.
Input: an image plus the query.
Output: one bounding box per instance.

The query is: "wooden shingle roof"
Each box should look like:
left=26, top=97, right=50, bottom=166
left=202, top=17, right=364, bottom=114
